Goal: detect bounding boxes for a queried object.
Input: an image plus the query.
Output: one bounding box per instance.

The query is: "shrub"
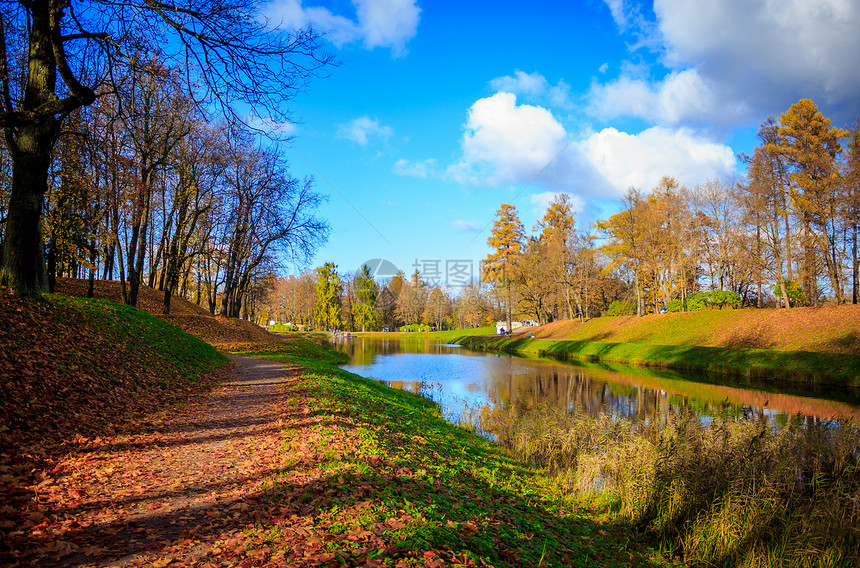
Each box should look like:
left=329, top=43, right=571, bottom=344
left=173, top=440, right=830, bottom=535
left=605, top=300, right=636, bottom=316
left=506, top=405, right=860, bottom=567
left=772, top=280, right=804, bottom=307
left=669, top=291, right=741, bottom=312
left=400, top=323, right=431, bottom=333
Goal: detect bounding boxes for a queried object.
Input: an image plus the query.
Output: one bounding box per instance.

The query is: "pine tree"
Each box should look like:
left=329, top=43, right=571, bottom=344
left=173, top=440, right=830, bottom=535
left=770, top=99, right=848, bottom=303
left=314, top=262, right=342, bottom=331
left=353, top=264, right=379, bottom=332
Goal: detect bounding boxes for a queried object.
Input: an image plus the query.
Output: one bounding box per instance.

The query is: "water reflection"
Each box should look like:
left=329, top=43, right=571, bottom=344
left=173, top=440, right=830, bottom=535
left=333, top=336, right=860, bottom=434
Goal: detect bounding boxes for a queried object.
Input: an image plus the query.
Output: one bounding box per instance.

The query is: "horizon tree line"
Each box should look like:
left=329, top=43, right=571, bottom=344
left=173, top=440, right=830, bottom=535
left=262, top=99, right=859, bottom=331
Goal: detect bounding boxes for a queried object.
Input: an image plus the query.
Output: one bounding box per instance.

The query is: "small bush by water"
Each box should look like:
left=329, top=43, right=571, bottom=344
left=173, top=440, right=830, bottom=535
left=501, top=404, right=860, bottom=567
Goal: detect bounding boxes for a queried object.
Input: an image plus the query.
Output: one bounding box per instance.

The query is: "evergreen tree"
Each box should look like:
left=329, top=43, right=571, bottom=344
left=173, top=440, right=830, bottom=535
left=314, top=262, right=342, bottom=331
left=353, top=264, right=379, bottom=332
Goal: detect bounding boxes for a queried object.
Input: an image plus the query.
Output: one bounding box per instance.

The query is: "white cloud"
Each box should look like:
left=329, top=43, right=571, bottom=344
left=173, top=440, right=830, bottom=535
left=488, top=71, right=573, bottom=109
left=595, top=0, right=860, bottom=126
left=266, top=0, right=420, bottom=56
left=580, top=126, right=737, bottom=192
left=489, top=70, right=548, bottom=97
left=448, top=93, right=567, bottom=187
left=451, top=219, right=483, bottom=233
left=598, top=62, right=609, bottom=74
left=393, top=158, right=437, bottom=178
left=655, top=0, right=859, bottom=103
left=548, top=80, right=574, bottom=110
left=590, top=69, right=730, bottom=126
left=448, top=92, right=736, bottom=199
left=336, top=116, right=393, bottom=145
left=603, top=0, right=631, bottom=29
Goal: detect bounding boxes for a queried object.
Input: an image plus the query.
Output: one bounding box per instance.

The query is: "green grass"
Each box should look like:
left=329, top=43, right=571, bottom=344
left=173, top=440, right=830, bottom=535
left=51, top=294, right=229, bottom=377
left=369, top=326, right=495, bottom=342
left=223, top=338, right=350, bottom=366
left=227, top=338, right=672, bottom=567
left=459, top=336, right=860, bottom=388
left=1, top=292, right=230, bottom=440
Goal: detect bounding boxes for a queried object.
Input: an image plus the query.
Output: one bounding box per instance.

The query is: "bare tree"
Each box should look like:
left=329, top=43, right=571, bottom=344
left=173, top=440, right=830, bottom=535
left=0, top=0, right=333, bottom=296
left=218, top=128, right=328, bottom=318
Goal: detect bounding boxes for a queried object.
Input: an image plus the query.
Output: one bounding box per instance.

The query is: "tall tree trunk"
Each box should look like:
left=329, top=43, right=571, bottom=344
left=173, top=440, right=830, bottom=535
left=505, top=263, right=511, bottom=334
left=634, top=270, right=643, bottom=317
left=0, top=1, right=94, bottom=296
left=87, top=242, right=96, bottom=298
left=853, top=222, right=859, bottom=304
left=2, top=130, right=56, bottom=296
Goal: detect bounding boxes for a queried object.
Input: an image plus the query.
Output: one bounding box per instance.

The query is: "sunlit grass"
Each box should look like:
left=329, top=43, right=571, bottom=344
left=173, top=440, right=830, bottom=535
left=239, top=342, right=672, bottom=567
left=460, top=336, right=860, bottom=387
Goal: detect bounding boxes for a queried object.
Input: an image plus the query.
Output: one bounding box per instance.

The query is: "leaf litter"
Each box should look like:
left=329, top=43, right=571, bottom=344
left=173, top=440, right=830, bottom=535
left=1, top=286, right=670, bottom=567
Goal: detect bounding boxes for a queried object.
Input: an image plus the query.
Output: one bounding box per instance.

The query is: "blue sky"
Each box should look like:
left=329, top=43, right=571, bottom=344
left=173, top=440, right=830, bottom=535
left=262, top=0, right=860, bottom=285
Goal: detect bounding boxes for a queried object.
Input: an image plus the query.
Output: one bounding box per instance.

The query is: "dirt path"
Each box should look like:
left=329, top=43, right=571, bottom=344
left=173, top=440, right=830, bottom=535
left=23, top=355, right=299, bottom=567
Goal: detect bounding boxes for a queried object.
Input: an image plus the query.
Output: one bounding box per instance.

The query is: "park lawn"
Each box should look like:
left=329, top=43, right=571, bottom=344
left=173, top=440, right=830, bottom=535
left=227, top=338, right=676, bottom=567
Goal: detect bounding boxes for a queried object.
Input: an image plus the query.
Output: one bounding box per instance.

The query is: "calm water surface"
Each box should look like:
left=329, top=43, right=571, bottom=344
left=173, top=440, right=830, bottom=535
left=333, top=336, right=860, bottom=435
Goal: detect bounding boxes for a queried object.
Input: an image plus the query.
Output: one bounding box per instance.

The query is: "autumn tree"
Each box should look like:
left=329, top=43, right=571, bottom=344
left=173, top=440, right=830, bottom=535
left=218, top=127, right=328, bottom=318
left=396, top=270, right=427, bottom=326
left=598, top=189, right=646, bottom=315
left=770, top=99, right=848, bottom=303
left=154, top=120, right=221, bottom=314
left=267, top=271, right=316, bottom=326
left=0, top=0, right=333, bottom=296
left=455, top=280, right=492, bottom=328
left=694, top=179, right=745, bottom=293
left=509, top=238, right=555, bottom=324
left=119, top=59, right=189, bottom=308
left=484, top=203, right=525, bottom=332
left=44, top=109, right=103, bottom=293
left=571, top=228, right=600, bottom=320
left=846, top=120, right=860, bottom=304
left=378, top=270, right=405, bottom=329
left=534, top=193, right=576, bottom=319
left=738, top=121, right=791, bottom=308
left=423, top=286, right=451, bottom=331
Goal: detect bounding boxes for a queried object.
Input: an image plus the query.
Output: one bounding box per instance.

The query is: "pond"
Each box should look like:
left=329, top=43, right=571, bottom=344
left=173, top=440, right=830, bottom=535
left=332, top=336, right=860, bottom=438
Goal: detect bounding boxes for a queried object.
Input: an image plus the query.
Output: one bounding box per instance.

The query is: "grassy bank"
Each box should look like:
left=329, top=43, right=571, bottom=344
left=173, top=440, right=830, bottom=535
left=357, top=326, right=495, bottom=342
left=0, top=289, right=231, bottom=562
left=458, top=335, right=860, bottom=388
left=225, top=338, right=672, bottom=567
left=0, top=289, right=229, bottom=440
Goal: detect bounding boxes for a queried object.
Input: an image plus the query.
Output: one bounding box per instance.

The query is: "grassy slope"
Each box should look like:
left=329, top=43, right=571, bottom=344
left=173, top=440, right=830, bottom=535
left=433, top=309, right=860, bottom=386
left=2, top=286, right=672, bottom=566
left=528, top=306, right=860, bottom=353
left=1, top=288, right=231, bottom=562
left=225, top=339, right=672, bottom=567
left=0, top=289, right=229, bottom=441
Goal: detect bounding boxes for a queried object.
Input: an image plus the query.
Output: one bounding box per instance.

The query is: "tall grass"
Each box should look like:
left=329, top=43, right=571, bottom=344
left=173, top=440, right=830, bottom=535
left=494, top=405, right=860, bottom=567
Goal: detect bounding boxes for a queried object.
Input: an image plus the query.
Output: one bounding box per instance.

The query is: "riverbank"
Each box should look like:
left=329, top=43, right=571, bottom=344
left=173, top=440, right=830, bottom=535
left=388, top=308, right=860, bottom=387
left=227, top=340, right=672, bottom=567
left=1, top=288, right=672, bottom=567
left=457, top=335, right=860, bottom=387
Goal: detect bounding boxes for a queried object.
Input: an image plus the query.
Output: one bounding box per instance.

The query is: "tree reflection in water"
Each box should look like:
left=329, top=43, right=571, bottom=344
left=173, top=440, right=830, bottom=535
left=333, top=336, right=860, bottom=441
